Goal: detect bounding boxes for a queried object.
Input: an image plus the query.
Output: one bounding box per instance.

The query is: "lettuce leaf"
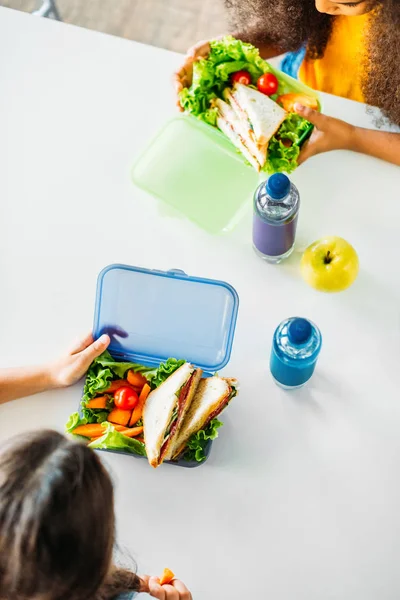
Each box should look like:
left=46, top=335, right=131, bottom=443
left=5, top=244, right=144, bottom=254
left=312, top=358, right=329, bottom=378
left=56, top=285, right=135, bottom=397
left=65, top=412, right=87, bottom=433
left=81, top=407, right=110, bottom=423
left=179, top=36, right=270, bottom=127
left=88, top=423, right=146, bottom=457
left=75, top=352, right=186, bottom=426
left=183, top=418, right=223, bottom=463
left=264, top=113, right=311, bottom=174
left=82, top=352, right=184, bottom=402
left=150, top=358, right=185, bottom=388
left=81, top=350, right=155, bottom=405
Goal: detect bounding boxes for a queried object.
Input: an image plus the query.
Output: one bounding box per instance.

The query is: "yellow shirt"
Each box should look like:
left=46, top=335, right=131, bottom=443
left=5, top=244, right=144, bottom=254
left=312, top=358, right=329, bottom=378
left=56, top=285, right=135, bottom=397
left=299, top=14, right=369, bottom=103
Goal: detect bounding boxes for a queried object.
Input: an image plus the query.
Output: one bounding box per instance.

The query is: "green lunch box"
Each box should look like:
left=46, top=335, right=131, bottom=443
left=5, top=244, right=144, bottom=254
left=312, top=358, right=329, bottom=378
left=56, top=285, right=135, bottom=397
left=132, top=65, right=321, bottom=235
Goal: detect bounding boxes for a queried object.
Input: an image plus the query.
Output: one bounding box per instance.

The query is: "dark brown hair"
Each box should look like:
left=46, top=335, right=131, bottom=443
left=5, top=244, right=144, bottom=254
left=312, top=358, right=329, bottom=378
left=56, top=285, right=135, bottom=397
left=0, top=430, right=141, bottom=600
left=225, top=0, right=400, bottom=125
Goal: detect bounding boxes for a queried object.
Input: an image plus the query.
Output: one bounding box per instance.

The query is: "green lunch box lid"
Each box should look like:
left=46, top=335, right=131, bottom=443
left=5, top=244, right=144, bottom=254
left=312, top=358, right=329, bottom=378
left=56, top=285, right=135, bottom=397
left=131, top=115, right=260, bottom=235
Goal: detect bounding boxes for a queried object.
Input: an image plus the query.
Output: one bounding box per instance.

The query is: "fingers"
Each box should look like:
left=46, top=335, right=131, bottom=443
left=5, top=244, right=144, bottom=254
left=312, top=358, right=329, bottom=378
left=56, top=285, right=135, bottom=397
left=297, top=129, right=321, bottom=165
left=148, top=577, right=169, bottom=599
left=297, top=139, right=312, bottom=165
left=139, top=575, right=151, bottom=593
left=294, top=103, right=325, bottom=129
left=78, top=334, right=110, bottom=367
left=173, top=40, right=211, bottom=110
left=170, top=579, right=192, bottom=599
left=148, top=576, right=191, bottom=600
left=68, top=332, right=94, bottom=355
left=173, top=60, right=193, bottom=111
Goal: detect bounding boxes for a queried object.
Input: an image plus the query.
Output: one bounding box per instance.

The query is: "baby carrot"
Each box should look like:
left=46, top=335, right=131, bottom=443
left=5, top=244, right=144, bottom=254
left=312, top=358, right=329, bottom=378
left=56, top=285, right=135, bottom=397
left=160, top=568, right=175, bottom=586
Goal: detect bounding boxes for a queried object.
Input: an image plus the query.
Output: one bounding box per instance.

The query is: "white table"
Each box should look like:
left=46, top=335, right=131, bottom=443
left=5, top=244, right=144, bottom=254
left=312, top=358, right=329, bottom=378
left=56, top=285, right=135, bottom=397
left=1, top=7, right=400, bottom=600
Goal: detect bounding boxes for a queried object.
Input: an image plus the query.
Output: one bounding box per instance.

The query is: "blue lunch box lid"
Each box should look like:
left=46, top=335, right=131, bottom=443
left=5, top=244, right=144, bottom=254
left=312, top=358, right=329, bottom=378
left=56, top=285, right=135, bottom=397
left=93, top=264, right=239, bottom=372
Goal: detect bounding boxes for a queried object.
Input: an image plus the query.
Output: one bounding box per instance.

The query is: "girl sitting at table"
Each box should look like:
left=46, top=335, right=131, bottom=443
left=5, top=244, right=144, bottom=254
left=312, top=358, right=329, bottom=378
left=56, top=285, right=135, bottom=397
left=0, top=333, right=192, bottom=600
left=175, top=0, right=400, bottom=168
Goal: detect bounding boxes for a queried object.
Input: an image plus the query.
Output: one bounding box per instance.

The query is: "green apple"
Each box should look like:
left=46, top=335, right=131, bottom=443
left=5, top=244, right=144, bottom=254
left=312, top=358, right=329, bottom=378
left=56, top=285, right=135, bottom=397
left=300, top=236, right=359, bottom=292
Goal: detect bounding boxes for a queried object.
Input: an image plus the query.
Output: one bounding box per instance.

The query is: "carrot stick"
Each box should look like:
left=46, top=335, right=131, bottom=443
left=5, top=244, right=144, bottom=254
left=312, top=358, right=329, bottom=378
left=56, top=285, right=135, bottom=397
left=87, top=396, right=108, bottom=409
left=160, top=568, right=175, bottom=586
left=121, top=426, right=144, bottom=438
left=129, top=383, right=151, bottom=427
left=72, top=423, right=125, bottom=438
left=127, top=370, right=148, bottom=389
left=90, top=427, right=143, bottom=442
left=107, top=408, right=132, bottom=426
left=89, top=426, right=130, bottom=441
left=104, top=379, right=134, bottom=393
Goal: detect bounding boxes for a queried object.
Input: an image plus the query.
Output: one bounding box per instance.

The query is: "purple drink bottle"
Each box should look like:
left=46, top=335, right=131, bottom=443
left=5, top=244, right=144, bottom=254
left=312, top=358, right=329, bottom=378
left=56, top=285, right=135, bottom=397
left=253, top=174, right=300, bottom=263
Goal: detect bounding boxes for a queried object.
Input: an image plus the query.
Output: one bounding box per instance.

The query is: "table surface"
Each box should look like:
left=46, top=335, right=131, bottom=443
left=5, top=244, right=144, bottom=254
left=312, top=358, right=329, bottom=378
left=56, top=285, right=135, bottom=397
left=1, top=7, right=400, bottom=600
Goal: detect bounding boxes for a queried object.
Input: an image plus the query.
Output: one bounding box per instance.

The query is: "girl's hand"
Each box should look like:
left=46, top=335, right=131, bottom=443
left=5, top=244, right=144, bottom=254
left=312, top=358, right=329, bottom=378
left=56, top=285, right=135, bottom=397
left=0, top=333, right=110, bottom=405
left=173, top=39, right=212, bottom=110
left=49, top=333, right=110, bottom=388
left=141, top=575, right=192, bottom=600
left=295, top=104, right=355, bottom=164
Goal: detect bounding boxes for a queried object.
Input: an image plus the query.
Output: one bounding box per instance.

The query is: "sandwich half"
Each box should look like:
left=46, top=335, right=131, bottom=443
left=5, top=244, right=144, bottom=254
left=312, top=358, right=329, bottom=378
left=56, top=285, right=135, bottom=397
left=164, top=375, right=238, bottom=461
left=143, top=362, right=203, bottom=468
left=215, top=98, right=263, bottom=172
left=216, top=83, right=287, bottom=170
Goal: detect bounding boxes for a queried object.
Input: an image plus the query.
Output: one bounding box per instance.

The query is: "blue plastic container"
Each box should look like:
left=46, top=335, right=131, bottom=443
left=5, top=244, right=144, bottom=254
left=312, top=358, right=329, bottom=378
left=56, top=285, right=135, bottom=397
left=86, top=264, right=239, bottom=466
left=270, top=317, right=322, bottom=389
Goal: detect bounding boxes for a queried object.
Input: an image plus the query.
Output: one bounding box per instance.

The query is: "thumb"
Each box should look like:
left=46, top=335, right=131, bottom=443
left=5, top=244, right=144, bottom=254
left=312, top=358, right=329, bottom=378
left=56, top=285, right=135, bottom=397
left=294, top=103, right=325, bottom=129
left=79, top=334, right=110, bottom=365
left=148, top=576, right=165, bottom=599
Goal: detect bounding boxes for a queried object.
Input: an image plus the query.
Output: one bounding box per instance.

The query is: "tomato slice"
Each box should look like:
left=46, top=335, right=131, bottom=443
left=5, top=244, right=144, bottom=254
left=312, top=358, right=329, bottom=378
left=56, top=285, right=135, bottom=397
left=114, top=387, right=139, bottom=411
left=257, top=73, right=279, bottom=96
left=231, top=70, right=252, bottom=86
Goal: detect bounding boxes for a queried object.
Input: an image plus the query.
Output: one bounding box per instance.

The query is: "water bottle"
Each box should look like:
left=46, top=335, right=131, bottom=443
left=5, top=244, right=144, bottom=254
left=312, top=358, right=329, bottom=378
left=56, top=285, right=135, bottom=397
left=253, top=173, right=300, bottom=263
left=270, top=317, right=322, bottom=389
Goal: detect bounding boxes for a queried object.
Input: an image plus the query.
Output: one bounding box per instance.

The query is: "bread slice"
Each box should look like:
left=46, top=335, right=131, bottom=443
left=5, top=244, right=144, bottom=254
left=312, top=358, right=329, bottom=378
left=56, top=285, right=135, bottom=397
left=215, top=98, right=263, bottom=171
left=165, top=376, right=238, bottom=461
left=143, top=363, right=202, bottom=468
left=226, top=83, right=287, bottom=151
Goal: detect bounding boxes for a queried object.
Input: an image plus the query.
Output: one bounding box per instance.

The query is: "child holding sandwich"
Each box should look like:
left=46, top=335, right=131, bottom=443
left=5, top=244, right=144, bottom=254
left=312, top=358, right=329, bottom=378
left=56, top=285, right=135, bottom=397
left=0, top=333, right=192, bottom=600
left=175, top=0, right=400, bottom=168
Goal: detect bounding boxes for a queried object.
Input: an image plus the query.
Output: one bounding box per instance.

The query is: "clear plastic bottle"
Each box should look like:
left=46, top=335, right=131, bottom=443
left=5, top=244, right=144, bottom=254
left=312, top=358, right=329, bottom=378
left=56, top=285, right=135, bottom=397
left=253, top=173, right=300, bottom=263
left=270, top=317, right=322, bottom=389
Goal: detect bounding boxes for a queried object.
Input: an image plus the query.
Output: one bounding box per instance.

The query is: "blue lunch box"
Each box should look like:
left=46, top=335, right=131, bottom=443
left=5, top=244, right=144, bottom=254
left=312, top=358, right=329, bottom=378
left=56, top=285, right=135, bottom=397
left=80, top=263, right=239, bottom=467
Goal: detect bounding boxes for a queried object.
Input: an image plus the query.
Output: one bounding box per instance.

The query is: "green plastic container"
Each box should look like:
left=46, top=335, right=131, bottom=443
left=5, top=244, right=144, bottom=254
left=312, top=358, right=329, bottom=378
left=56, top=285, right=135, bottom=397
left=132, top=67, right=320, bottom=235
left=132, top=116, right=259, bottom=235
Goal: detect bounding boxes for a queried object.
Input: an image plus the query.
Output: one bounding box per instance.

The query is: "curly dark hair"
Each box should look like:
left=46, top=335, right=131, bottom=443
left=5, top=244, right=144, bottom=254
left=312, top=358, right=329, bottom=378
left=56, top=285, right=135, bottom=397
left=225, top=0, right=400, bottom=125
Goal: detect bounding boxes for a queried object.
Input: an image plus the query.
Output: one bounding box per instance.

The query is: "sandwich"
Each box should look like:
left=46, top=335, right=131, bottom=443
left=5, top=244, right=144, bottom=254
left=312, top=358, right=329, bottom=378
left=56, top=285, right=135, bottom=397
left=215, top=97, right=265, bottom=172
left=143, top=362, right=202, bottom=468
left=220, top=83, right=287, bottom=170
left=164, top=375, right=238, bottom=461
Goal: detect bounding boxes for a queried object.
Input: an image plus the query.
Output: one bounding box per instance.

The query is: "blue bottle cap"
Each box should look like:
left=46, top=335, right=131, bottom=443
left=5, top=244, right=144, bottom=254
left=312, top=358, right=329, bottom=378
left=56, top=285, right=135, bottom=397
left=288, top=318, right=312, bottom=344
left=266, top=173, right=290, bottom=200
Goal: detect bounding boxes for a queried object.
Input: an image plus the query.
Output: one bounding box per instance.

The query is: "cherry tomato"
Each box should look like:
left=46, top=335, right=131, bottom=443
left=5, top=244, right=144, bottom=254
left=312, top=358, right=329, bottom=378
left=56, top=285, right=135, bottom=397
left=114, top=386, right=139, bottom=410
left=231, top=70, right=252, bottom=86
left=257, top=73, right=279, bottom=96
